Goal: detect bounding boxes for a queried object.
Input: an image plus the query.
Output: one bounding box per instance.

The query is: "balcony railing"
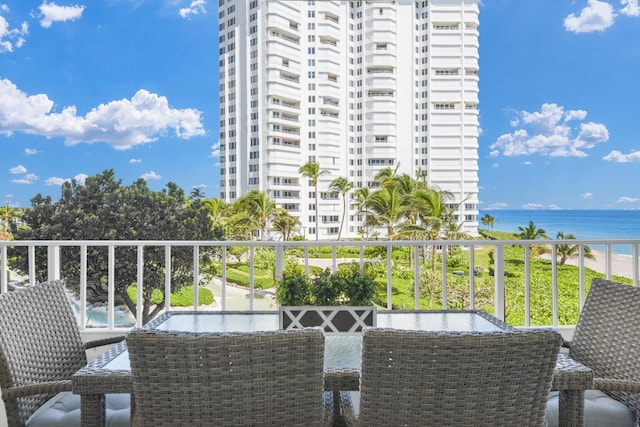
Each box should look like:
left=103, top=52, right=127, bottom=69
left=1, top=239, right=639, bottom=334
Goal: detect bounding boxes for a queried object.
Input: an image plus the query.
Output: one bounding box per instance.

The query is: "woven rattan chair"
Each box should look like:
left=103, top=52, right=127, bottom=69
left=546, top=278, right=640, bottom=427
left=0, top=281, right=130, bottom=427
left=126, top=327, right=333, bottom=427
left=340, top=327, right=562, bottom=427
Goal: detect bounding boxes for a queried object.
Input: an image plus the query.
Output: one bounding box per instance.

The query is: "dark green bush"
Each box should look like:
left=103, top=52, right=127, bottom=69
left=310, top=268, right=343, bottom=305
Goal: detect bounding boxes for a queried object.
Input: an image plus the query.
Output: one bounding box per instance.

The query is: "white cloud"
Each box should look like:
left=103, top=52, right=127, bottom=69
left=9, top=164, right=26, bottom=174
left=548, top=204, right=562, bottom=210
left=522, top=161, right=533, bottom=165
left=486, top=202, right=508, bottom=210
left=210, top=141, right=220, bottom=157
left=25, top=147, right=38, bottom=155
left=582, top=192, right=593, bottom=199
left=521, top=203, right=545, bottom=209
left=617, top=196, right=640, bottom=203
left=141, top=171, right=161, bottom=180
left=564, top=0, right=616, bottom=33
left=621, top=0, right=640, bottom=16
left=129, top=158, right=141, bottom=164
left=11, top=173, right=37, bottom=184
left=45, top=173, right=88, bottom=186
left=0, top=78, right=205, bottom=149
left=603, top=150, right=640, bottom=162
left=39, top=2, right=85, bottom=28
left=0, top=8, right=28, bottom=53
left=490, top=103, right=609, bottom=157
left=179, top=0, right=206, bottom=18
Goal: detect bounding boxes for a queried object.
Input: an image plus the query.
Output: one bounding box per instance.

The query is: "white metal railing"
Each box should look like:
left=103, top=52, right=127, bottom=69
left=1, top=239, right=639, bottom=333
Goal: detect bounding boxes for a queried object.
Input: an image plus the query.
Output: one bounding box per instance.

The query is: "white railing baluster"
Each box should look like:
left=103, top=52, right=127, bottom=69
left=441, top=244, right=447, bottom=310
left=136, top=245, right=144, bottom=328
left=551, top=245, right=558, bottom=327
left=107, top=245, right=114, bottom=330
left=386, top=245, right=392, bottom=309
left=469, top=244, right=475, bottom=310
left=193, top=245, right=200, bottom=311
left=1, top=245, right=6, bottom=293
left=414, top=243, right=420, bottom=309
left=493, top=244, right=505, bottom=321
left=524, top=244, right=530, bottom=327
left=164, top=245, right=171, bottom=310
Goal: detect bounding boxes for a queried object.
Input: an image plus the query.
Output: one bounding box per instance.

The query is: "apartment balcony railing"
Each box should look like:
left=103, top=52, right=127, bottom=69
left=1, top=239, right=639, bottom=335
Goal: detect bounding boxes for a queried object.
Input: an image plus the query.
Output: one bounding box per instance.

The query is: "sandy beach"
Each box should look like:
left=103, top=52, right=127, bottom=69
left=540, top=248, right=638, bottom=279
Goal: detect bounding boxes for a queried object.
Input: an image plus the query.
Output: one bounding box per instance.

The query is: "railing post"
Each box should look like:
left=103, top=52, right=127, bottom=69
left=275, top=245, right=284, bottom=282
left=493, top=245, right=505, bottom=321
left=136, top=245, right=144, bottom=328
left=47, top=244, right=61, bottom=281
left=1, top=245, right=7, bottom=293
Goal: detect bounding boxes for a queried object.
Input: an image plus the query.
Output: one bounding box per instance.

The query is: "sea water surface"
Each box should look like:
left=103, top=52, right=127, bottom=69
left=479, top=209, right=640, bottom=256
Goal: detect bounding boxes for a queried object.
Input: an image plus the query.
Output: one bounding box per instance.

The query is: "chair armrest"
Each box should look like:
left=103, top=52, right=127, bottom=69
left=2, top=380, right=72, bottom=399
left=594, top=378, right=640, bottom=393
left=84, top=335, right=126, bottom=350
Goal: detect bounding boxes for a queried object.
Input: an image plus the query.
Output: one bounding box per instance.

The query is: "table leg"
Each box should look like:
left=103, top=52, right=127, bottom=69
left=559, top=389, right=584, bottom=427
left=81, top=394, right=106, bottom=427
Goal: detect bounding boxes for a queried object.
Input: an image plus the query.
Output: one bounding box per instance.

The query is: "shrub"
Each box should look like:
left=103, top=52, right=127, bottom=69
left=310, top=268, right=343, bottom=305
left=275, top=262, right=310, bottom=305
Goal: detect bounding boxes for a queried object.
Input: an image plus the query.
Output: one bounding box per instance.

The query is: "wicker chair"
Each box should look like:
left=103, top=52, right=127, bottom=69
left=0, top=281, right=130, bottom=427
left=126, top=327, right=333, bottom=427
left=339, top=327, right=562, bottom=427
left=546, top=278, right=640, bottom=427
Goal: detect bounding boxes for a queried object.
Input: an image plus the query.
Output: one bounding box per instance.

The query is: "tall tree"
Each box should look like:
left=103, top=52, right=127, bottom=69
left=0, top=204, right=22, bottom=232
left=10, top=170, right=214, bottom=324
left=367, top=186, right=404, bottom=240
left=234, top=190, right=282, bottom=241
left=480, top=214, right=496, bottom=229
left=202, top=197, right=229, bottom=239
left=353, top=187, right=374, bottom=239
left=271, top=211, right=300, bottom=241
left=414, top=188, right=454, bottom=273
left=556, top=231, right=595, bottom=265
left=329, top=177, right=353, bottom=240
left=517, top=221, right=548, bottom=240
left=299, top=161, right=328, bottom=241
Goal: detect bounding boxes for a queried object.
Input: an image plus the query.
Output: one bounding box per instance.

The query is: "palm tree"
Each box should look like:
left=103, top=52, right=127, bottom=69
left=0, top=204, right=22, bottom=233
left=271, top=212, right=301, bottom=241
left=516, top=220, right=549, bottom=256
left=414, top=188, right=454, bottom=273
left=516, top=221, right=548, bottom=240
left=328, top=177, right=353, bottom=240
left=299, top=161, right=328, bottom=241
left=480, top=214, right=496, bottom=229
left=367, top=186, right=404, bottom=240
left=233, top=190, right=282, bottom=241
left=354, top=187, right=374, bottom=239
left=202, top=197, right=229, bottom=239
left=556, top=231, right=595, bottom=265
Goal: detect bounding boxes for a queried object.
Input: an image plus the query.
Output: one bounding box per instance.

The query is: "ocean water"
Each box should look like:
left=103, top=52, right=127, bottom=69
left=479, top=210, right=640, bottom=256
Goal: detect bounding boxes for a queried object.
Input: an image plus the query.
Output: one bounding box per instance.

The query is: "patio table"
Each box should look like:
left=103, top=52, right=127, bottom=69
left=72, top=310, right=592, bottom=427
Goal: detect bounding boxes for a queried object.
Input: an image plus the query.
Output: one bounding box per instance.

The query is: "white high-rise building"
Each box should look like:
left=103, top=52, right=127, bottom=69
left=218, top=0, right=479, bottom=239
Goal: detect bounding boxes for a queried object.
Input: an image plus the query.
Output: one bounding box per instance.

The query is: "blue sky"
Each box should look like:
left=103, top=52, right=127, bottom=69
left=1, top=1, right=639, bottom=211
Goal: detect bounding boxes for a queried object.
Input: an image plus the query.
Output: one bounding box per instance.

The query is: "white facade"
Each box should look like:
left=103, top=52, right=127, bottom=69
left=218, top=0, right=479, bottom=239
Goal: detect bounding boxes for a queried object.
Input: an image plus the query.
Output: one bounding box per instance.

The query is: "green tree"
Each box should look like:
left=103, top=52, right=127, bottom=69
left=202, top=197, right=229, bottom=239
left=299, top=161, right=328, bottom=241
left=10, top=170, right=214, bottom=324
left=414, top=188, right=454, bottom=273
left=480, top=214, right=496, bottom=229
left=0, top=204, right=22, bottom=233
left=556, top=231, right=595, bottom=265
left=234, top=190, right=282, bottom=241
left=329, top=177, right=353, bottom=241
left=354, top=187, right=374, bottom=239
left=516, top=221, right=549, bottom=256
left=367, top=186, right=405, bottom=240
left=517, top=221, right=548, bottom=240
left=271, top=211, right=300, bottom=241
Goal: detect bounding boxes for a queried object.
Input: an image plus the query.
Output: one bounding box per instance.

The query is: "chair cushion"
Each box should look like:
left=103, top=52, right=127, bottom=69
left=27, top=392, right=130, bottom=427
left=546, top=390, right=636, bottom=427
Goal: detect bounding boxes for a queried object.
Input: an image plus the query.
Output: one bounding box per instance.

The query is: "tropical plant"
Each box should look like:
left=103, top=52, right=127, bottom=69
left=0, top=204, right=22, bottom=232
left=556, top=231, right=596, bottom=265
left=353, top=187, right=374, bottom=239
left=299, top=161, right=328, bottom=241
left=202, top=197, right=229, bottom=239
left=270, top=211, right=300, bottom=241
left=516, top=221, right=549, bottom=256
left=329, top=176, right=353, bottom=240
left=233, top=190, right=282, bottom=241
left=275, top=262, right=310, bottom=306
left=367, top=186, right=404, bottom=240
left=480, top=214, right=496, bottom=229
